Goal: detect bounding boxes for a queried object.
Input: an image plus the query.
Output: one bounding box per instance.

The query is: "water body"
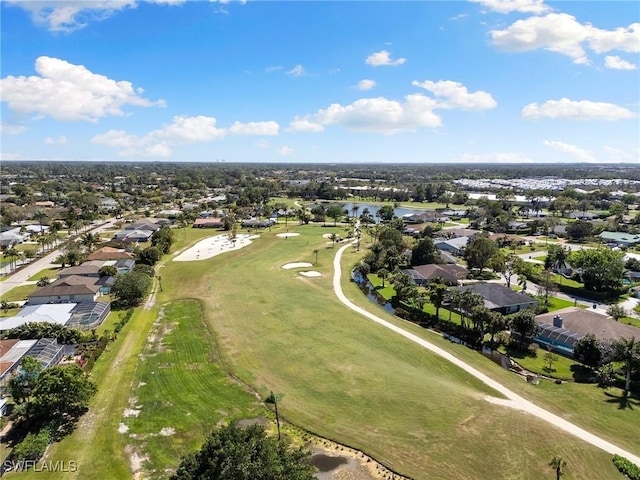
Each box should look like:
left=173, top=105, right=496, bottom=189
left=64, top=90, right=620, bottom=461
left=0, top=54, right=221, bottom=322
left=351, top=270, right=396, bottom=314
left=320, top=202, right=431, bottom=219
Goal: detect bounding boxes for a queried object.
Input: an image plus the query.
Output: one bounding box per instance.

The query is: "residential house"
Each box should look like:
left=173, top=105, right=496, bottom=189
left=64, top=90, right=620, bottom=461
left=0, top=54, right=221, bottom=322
left=33, top=201, right=55, bottom=208
left=86, top=247, right=134, bottom=261
left=241, top=218, right=275, bottom=229
left=535, top=307, right=640, bottom=355
left=58, top=263, right=102, bottom=279
left=112, top=229, right=154, bottom=243
left=28, top=275, right=101, bottom=305
left=100, top=198, right=119, bottom=211
left=0, top=339, right=38, bottom=385
left=434, top=236, right=469, bottom=256
left=402, top=211, right=448, bottom=224
left=0, top=303, right=77, bottom=332
left=599, top=231, right=640, bottom=247
left=567, top=211, right=598, bottom=220
left=403, top=264, right=469, bottom=286
left=193, top=217, right=225, bottom=228
left=454, top=283, right=538, bottom=315
left=0, top=227, right=28, bottom=247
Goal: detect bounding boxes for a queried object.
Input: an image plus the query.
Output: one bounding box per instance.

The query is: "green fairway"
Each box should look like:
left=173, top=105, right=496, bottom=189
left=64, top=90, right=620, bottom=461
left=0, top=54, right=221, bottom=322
left=13, top=223, right=636, bottom=479
left=122, top=299, right=261, bottom=478
left=148, top=225, right=630, bottom=479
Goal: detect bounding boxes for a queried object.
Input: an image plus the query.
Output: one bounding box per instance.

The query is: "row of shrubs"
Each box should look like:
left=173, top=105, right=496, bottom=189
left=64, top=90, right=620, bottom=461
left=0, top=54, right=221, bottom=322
left=81, top=309, right=133, bottom=371
left=613, top=455, right=640, bottom=480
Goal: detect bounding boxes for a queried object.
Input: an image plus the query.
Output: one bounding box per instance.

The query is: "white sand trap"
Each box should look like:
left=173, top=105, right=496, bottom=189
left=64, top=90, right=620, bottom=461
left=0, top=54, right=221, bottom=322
left=300, top=271, right=322, bottom=277
left=276, top=232, right=300, bottom=238
left=159, top=427, right=176, bottom=436
left=123, top=408, right=141, bottom=417
left=174, top=234, right=259, bottom=262
left=282, top=262, right=313, bottom=270
left=118, top=423, right=129, bottom=434
left=322, top=233, right=334, bottom=238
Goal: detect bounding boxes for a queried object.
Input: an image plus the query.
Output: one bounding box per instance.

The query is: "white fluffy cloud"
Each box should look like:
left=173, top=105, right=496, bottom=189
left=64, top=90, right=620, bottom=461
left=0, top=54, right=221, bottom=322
left=356, top=79, right=376, bottom=91
left=412, top=80, right=497, bottom=110
left=288, top=117, right=325, bottom=133
left=305, top=95, right=442, bottom=134
left=44, top=136, right=68, bottom=145
left=366, top=50, right=406, bottom=66
left=543, top=140, right=595, bottom=162
left=278, top=146, right=294, bottom=156
left=604, top=55, right=637, bottom=70
left=470, top=0, right=550, bottom=14
left=5, top=0, right=188, bottom=32
left=0, top=122, right=26, bottom=135
left=0, top=56, right=165, bottom=123
left=92, top=115, right=279, bottom=158
left=491, top=13, right=640, bottom=64
left=290, top=80, right=495, bottom=135
left=286, top=65, right=306, bottom=77
left=522, top=98, right=635, bottom=120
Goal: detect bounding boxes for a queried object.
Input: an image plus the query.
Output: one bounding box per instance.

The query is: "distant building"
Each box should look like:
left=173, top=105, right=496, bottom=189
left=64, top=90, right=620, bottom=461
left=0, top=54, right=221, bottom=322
left=402, top=264, right=469, bottom=286
left=193, top=217, right=225, bottom=228
left=599, top=231, right=640, bottom=247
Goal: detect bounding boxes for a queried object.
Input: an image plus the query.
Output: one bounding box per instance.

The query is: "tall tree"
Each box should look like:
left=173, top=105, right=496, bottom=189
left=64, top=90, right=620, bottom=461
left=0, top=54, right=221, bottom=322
left=428, top=282, right=448, bottom=320
left=464, top=236, right=499, bottom=271
left=411, top=237, right=441, bottom=266
left=8, top=356, right=42, bottom=404
left=172, top=422, right=316, bottom=480
left=509, top=309, right=537, bottom=349
left=573, top=334, right=604, bottom=369
left=611, top=337, right=639, bottom=395
left=570, top=247, right=625, bottom=293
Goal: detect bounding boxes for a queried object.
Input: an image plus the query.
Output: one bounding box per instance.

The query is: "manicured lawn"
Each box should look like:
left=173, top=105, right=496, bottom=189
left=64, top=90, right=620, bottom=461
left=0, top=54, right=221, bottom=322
left=552, top=273, right=583, bottom=288
left=27, top=267, right=60, bottom=282
left=13, top=224, right=634, bottom=480
left=545, top=296, right=582, bottom=312
left=0, top=284, right=37, bottom=303
left=619, top=316, right=640, bottom=328
left=497, top=345, right=582, bottom=381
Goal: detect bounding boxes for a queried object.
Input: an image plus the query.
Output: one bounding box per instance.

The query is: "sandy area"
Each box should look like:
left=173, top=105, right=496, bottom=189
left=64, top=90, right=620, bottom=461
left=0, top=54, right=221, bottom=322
left=173, top=234, right=260, bottom=261
left=276, top=232, right=300, bottom=238
left=283, top=262, right=313, bottom=269
left=300, top=271, right=322, bottom=277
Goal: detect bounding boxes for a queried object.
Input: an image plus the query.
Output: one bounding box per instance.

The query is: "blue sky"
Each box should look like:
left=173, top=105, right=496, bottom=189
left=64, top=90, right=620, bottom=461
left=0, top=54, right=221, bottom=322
left=1, top=0, right=639, bottom=164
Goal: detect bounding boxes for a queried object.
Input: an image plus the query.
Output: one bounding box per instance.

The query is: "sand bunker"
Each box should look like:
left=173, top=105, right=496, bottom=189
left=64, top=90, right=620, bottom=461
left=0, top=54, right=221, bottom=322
left=174, top=234, right=260, bottom=262
left=276, top=232, right=300, bottom=238
left=322, top=233, right=335, bottom=238
left=282, top=262, right=313, bottom=269
left=300, top=271, right=322, bottom=277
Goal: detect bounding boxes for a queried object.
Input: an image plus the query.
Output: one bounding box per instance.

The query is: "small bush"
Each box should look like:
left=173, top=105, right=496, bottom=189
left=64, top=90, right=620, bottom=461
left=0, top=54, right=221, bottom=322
left=612, top=454, right=640, bottom=480
left=11, top=430, right=50, bottom=463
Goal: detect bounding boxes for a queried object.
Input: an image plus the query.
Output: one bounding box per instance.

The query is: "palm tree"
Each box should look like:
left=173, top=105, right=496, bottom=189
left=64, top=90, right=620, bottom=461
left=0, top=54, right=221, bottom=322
left=33, top=210, right=48, bottom=233
left=265, top=391, right=284, bottom=441
left=612, top=336, right=639, bottom=395
left=378, top=268, right=389, bottom=287
left=549, top=456, right=567, bottom=480
left=351, top=204, right=360, bottom=220
left=329, top=232, right=338, bottom=248
left=4, top=246, right=19, bottom=272
left=518, top=274, right=528, bottom=293
left=428, top=282, right=448, bottom=320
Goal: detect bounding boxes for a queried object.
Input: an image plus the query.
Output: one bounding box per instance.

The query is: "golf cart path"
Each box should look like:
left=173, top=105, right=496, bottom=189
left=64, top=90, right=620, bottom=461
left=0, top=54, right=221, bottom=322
left=332, top=242, right=640, bottom=466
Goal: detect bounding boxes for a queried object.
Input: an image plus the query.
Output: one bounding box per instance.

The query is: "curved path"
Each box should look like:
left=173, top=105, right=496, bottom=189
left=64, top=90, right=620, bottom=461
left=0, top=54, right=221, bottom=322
left=332, top=242, right=640, bottom=465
